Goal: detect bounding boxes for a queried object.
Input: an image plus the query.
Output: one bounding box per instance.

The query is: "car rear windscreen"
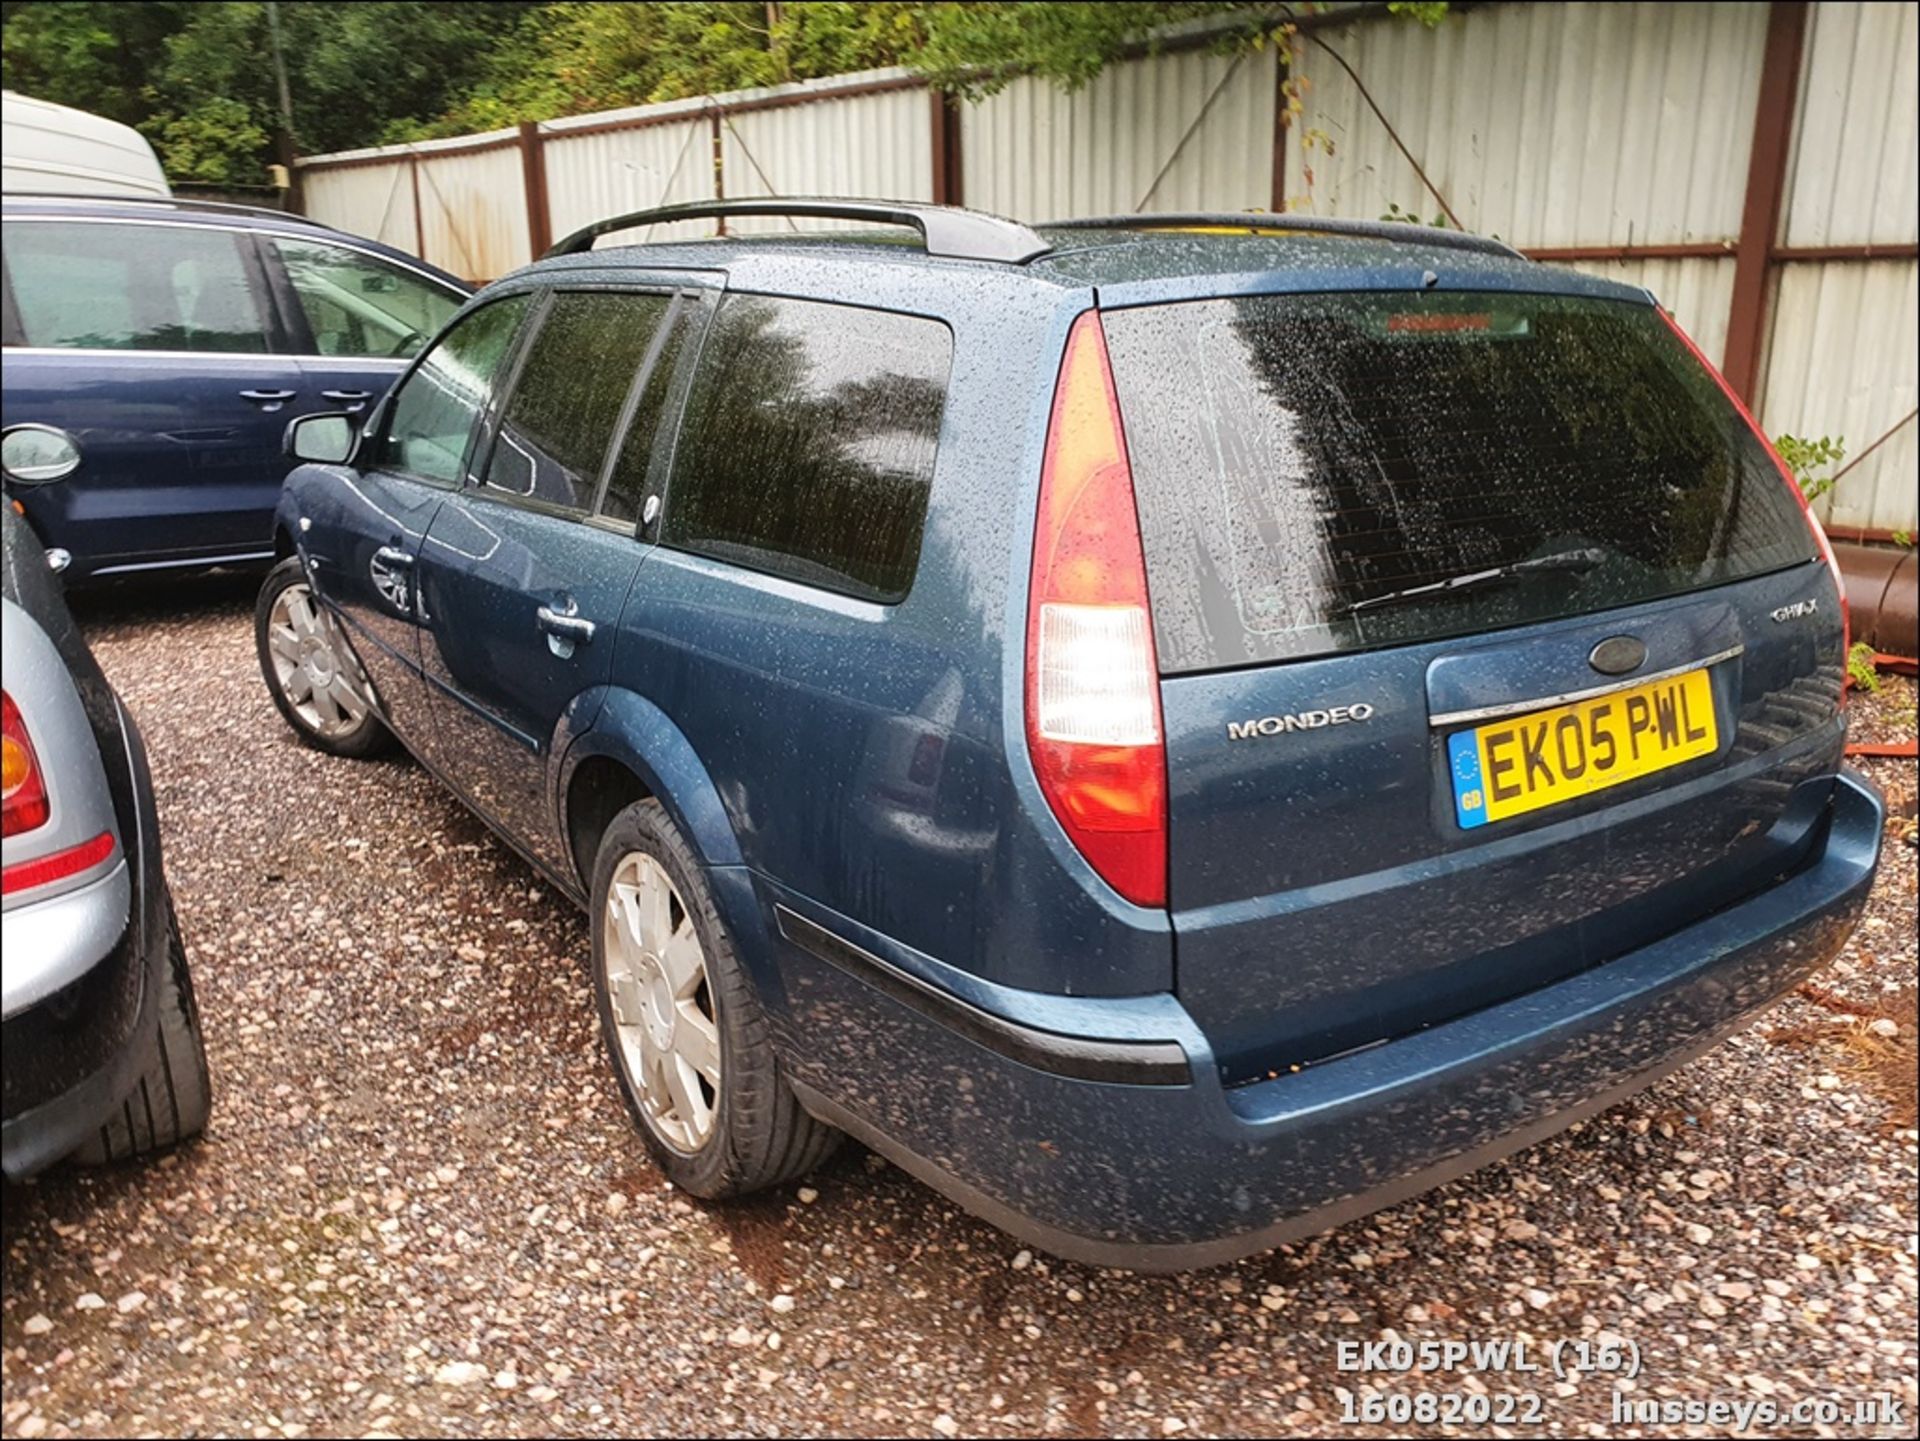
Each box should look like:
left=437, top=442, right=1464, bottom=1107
left=1101, top=292, right=1817, bottom=674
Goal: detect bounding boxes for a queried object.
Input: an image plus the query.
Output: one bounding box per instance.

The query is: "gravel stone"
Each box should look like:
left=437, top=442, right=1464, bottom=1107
left=0, top=585, right=1910, bottom=1437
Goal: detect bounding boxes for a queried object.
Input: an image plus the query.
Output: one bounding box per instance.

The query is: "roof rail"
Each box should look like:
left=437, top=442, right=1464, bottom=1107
left=1042, top=212, right=1527, bottom=261
left=2, top=190, right=320, bottom=226
left=544, top=198, right=1052, bottom=265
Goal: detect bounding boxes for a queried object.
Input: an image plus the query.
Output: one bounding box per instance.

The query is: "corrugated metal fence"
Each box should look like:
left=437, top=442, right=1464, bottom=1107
left=297, top=0, right=1917, bottom=535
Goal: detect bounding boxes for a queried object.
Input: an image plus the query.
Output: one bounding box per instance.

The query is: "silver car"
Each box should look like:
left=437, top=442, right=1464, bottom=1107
left=2, top=426, right=209, bottom=1178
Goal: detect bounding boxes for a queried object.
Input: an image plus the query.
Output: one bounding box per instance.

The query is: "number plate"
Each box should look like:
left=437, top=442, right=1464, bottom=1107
left=1448, top=668, right=1718, bottom=829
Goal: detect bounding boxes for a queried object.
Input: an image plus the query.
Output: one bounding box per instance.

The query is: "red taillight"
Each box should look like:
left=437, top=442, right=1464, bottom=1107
left=1657, top=309, right=1851, bottom=668
left=2, top=691, right=51, bottom=837
left=1024, top=311, right=1167, bottom=908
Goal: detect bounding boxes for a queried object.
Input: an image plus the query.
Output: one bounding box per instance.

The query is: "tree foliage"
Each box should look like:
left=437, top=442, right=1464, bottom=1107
left=2, top=1, right=1343, bottom=181
left=3, top=0, right=540, bottom=181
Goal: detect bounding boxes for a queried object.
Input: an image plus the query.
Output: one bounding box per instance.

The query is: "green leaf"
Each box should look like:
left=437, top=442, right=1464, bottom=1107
left=1847, top=641, right=1881, bottom=695
left=1772, top=432, right=1848, bottom=501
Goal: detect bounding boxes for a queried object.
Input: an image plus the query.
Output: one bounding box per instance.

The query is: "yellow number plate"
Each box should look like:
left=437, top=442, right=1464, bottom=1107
left=1448, top=668, right=1718, bottom=829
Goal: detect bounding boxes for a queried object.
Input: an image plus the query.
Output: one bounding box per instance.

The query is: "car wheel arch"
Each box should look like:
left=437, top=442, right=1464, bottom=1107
left=557, top=688, right=746, bottom=895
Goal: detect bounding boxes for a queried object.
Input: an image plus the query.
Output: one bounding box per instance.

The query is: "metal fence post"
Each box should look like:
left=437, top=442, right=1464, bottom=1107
left=711, top=110, right=727, bottom=234
left=1269, top=44, right=1288, bottom=213
left=931, top=91, right=964, bottom=207
left=409, top=153, right=426, bottom=261
left=1722, top=0, right=1810, bottom=405
left=519, top=121, right=553, bottom=259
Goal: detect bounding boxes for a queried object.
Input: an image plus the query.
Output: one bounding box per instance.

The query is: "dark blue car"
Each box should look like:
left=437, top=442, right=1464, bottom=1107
left=257, top=200, right=1883, bottom=1270
left=1, top=193, right=468, bottom=582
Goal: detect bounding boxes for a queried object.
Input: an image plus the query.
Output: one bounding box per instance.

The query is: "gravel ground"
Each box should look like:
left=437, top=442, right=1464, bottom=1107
left=3, top=578, right=1915, bottom=1440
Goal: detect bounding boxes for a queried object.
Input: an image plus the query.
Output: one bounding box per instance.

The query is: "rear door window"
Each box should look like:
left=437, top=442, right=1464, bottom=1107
left=600, top=303, right=698, bottom=527
left=479, top=291, right=674, bottom=516
left=4, top=219, right=267, bottom=354
left=1102, top=292, right=1816, bottom=673
left=376, top=295, right=529, bottom=487
left=269, top=236, right=461, bottom=360
left=660, top=294, right=952, bottom=603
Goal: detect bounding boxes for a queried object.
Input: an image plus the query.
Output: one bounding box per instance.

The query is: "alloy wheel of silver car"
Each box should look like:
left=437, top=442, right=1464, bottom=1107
left=602, top=851, right=721, bottom=1153
left=265, top=582, right=370, bottom=738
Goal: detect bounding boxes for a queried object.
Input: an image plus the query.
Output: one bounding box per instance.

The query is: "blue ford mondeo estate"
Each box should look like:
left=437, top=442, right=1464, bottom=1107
left=256, top=200, right=1882, bottom=1269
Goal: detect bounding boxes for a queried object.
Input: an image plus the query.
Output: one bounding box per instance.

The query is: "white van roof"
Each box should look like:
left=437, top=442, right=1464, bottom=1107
left=2, top=91, right=170, bottom=198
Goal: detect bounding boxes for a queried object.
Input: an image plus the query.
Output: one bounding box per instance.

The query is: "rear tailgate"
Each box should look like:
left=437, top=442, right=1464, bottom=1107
left=1102, top=288, right=1845, bottom=1082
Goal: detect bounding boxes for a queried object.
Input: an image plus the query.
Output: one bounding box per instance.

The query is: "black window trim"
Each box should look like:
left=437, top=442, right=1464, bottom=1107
left=632, top=287, right=719, bottom=544
left=588, top=289, right=687, bottom=519
left=650, top=288, right=955, bottom=608
left=238, top=230, right=304, bottom=355
left=460, top=282, right=701, bottom=534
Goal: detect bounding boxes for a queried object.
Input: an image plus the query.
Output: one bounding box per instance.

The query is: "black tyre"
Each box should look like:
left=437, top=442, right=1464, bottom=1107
left=255, top=557, right=391, bottom=758
left=589, top=799, right=839, bottom=1197
left=73, top=894, right=211, bottom=1165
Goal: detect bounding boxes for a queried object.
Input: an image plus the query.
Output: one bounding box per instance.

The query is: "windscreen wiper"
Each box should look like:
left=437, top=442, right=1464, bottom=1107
left=1341, top=547, right=1607, bottom=617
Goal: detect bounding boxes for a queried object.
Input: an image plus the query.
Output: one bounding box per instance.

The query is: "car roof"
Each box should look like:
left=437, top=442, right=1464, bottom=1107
left=0, top=191, right=469, bottom=289
left=518, top=223, right=1645, bottom=308
left=4, top=190, right=331, bottom=231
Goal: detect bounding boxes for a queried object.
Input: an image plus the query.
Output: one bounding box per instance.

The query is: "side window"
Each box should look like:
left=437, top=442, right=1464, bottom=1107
left=661, top=295, right=952, bottom=602
left=480, top=291, right=673, bottom=516
left=270, top=236, right=461, bottom=360
left=376, top=295, right=530, bottom=487
left=4, top=220, right=266, bottom=353
left=600, top=303, right=696, bottom=526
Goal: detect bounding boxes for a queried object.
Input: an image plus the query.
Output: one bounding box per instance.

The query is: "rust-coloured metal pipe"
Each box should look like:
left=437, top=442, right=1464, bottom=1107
left=1832, top=541, right=1918, bottom=659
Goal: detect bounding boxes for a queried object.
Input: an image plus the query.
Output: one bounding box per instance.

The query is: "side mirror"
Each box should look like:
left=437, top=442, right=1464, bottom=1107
left=285, top=412, right=359, bottom=465
left=1, top=424, right=84, bottom=485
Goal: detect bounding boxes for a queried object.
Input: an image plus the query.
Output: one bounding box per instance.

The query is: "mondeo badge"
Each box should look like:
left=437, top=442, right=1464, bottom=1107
left=1227, top=704, right=1375, bottom=741
left=1588, top=635, right=1646, bottom=676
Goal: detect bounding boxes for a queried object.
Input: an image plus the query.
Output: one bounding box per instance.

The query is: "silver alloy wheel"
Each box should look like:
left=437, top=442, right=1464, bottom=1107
left=603, top=852, right=720, bottom=1153
left=266, top=581, right=370, bottom=737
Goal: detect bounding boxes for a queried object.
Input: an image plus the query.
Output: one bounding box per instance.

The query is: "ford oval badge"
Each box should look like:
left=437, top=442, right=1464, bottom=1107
left=1589, top=635, right=1647, bottom=676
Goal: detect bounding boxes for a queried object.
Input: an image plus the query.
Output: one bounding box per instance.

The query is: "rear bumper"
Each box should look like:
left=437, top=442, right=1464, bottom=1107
left=775, top=769, right=1883, bottom=1271
left=1, top=708, right=170, bottom=1180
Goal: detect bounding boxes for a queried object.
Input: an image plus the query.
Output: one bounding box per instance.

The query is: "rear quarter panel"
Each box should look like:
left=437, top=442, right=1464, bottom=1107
left=607, top=254, right=1173, bottom=997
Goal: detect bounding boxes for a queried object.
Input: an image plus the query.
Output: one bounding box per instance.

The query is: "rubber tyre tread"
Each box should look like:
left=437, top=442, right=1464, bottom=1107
left=72, top=894, right=211, bottom=1165
left=589, top=799, right=839, bottom=1197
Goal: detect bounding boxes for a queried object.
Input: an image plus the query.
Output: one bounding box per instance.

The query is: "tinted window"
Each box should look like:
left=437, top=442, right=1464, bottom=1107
left=662, top=295, right=951, bottom=602
left=601, top=306, right=695, bottom=526
left=271, top=236, right=460, bottom=359
left=481, top=291, right=673, bottom=515
left=6, top=220, right=265, bottom=353
left=1103, top=292, right=1816, bottom=673
left=378, top=296, right=529, bottom=486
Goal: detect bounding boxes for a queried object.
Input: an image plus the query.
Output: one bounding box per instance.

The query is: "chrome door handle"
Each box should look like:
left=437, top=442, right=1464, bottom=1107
left=535, top=605, right=596, bottom=643
left=321, top=389, right=371, bottom=401
left=372, top=545, right=414, bottom=569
